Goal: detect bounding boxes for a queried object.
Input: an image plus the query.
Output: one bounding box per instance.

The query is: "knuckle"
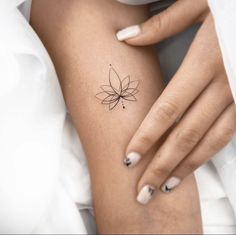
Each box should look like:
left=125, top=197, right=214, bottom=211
left=137, top=133, right=153, bottom=147
left=221, top=125, right=236, bottom=140
left=210, top=128, right=235, bottom=151
left=151, top=165, right=171, bottom=178
left=200, top=107, right=215, bottom=120
left=150, top=14, right=163, bottom=32
left=175, top=129, right=201, bottom=151
left=221, top=81, right=232, bottom=100
left=153, top=101, right=178, bottom=123
left=151, top=10, right=171, bottom=34
left=183, top=160, right=199, bottom=173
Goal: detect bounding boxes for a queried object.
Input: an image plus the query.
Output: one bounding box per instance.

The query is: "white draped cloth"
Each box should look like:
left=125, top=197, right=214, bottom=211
left=0, top=0, right=236, bottom=234
left=0, top=0, right=92, bottom=233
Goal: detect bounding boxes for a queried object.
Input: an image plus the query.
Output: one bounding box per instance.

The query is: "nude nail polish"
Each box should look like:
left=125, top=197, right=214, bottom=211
left=137, top=185, right=155, bottom=205
left=116, top=25, right=141, bottom=41
left=123, top=152, right=141, bottom=167
left=161, top=177, right=181, bottom=193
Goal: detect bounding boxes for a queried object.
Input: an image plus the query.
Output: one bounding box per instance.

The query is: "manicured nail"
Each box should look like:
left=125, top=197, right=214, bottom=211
left=123, top=152, right=141, bottom=167
left=137, top=185, right=155, bottom=205
left=116, top=25, right=141, bottom=41
left=161, top=177, right=181, bottom=193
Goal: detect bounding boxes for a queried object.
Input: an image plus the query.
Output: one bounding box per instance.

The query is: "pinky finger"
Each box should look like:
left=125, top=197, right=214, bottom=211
left=161, top=103, right=236, bottom=193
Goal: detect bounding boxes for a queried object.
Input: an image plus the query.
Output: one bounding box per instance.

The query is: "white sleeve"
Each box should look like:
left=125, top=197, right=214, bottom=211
left=208, top=0, right=236, bottom=218
left=208, top=0, right=236, bottom=101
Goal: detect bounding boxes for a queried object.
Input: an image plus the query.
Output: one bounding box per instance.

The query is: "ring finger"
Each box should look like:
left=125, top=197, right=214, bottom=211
left=162, top=102, right=236, bottom=192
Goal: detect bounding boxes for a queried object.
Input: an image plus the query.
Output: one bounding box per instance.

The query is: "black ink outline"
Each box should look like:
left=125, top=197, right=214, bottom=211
left=148, top=187, right=155, bottom=196
left=164, top=185, right=172, bottom=193
left=123, top=158, right=132, bottom=167
left=95, top=64, right=139, bottom=110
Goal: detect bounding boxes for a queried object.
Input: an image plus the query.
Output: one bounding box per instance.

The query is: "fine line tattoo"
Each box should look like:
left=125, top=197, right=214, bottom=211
left=95, top=64, right=139, bottom=110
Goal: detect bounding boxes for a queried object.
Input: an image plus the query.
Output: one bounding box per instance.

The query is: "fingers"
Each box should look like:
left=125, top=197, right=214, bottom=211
left=137, top=102, right=236, bottom=204
left=136, top=77, right=233, bottom=204
left=116, top=0, right=208, bottom=45
left=124, top=15, right=220, bottom=167
left=161, top=103, right=236, bottom=193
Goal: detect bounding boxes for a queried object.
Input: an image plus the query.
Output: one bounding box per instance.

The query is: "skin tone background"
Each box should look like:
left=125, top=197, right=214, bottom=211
left=31, top=0, right=202, bottom=233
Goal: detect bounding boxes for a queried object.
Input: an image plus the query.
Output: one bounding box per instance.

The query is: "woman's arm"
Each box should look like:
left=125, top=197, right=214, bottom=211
left=30, top=0, right=202, bottom=233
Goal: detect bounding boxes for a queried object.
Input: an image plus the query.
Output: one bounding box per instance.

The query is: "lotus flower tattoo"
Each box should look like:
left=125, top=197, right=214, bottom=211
left=95, top=64, right=139, bottom=110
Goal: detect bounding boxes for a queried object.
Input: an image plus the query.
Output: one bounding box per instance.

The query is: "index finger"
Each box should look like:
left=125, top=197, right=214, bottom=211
left=124, top=16, right=219, bottom=167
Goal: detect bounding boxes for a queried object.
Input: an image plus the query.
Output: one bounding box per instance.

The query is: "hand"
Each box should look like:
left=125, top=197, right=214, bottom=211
left=116, top=0, right=236, bottom=205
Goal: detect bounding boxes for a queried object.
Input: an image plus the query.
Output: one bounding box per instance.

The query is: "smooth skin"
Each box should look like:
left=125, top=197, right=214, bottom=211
left=117, top=0, right=236, bottom=200
left=31, top=0, right=202, bottom=233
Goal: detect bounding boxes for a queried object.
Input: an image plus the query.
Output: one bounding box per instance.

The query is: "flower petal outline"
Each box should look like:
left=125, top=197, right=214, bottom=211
left=109, top=67, right=122, bottom=95
left=109, top=98, right=120, bottom=110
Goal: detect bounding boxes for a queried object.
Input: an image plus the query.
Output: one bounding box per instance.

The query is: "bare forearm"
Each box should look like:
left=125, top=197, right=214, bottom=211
left=31, top=0, right=202, bottom=233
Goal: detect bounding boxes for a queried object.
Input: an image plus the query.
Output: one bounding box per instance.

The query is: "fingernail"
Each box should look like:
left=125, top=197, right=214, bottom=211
left=116, top=25, right=141, bottom=41
left=161, top=177, right=181, bottom=193
left=137, top=185, right=155, bottom=205
left=123, top=152, right=141, bottom=167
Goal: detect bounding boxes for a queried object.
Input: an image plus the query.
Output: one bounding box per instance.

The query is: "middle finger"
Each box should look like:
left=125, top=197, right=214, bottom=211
left=125, top=15, right=221, bottom=164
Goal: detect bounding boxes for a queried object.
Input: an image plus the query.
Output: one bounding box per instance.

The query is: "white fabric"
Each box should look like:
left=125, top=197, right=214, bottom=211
left=189, top=1, right=236, bottom=231
left=0, top=1, right=92, bottom=233
left=208, top=0, right=236, bottom=223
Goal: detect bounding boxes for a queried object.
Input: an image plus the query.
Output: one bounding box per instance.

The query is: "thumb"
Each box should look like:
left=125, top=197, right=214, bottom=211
left=116, top=0, right=208, bottom=46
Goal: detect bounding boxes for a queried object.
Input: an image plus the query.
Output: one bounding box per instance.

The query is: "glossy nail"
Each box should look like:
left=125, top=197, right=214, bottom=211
left=116, top=25, right=141, bottom=41
left=123, top=152, right=141, bottom=167
left=161, top=177, right=181, bottom=193
left=137, top=185, right=155, bottom=205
